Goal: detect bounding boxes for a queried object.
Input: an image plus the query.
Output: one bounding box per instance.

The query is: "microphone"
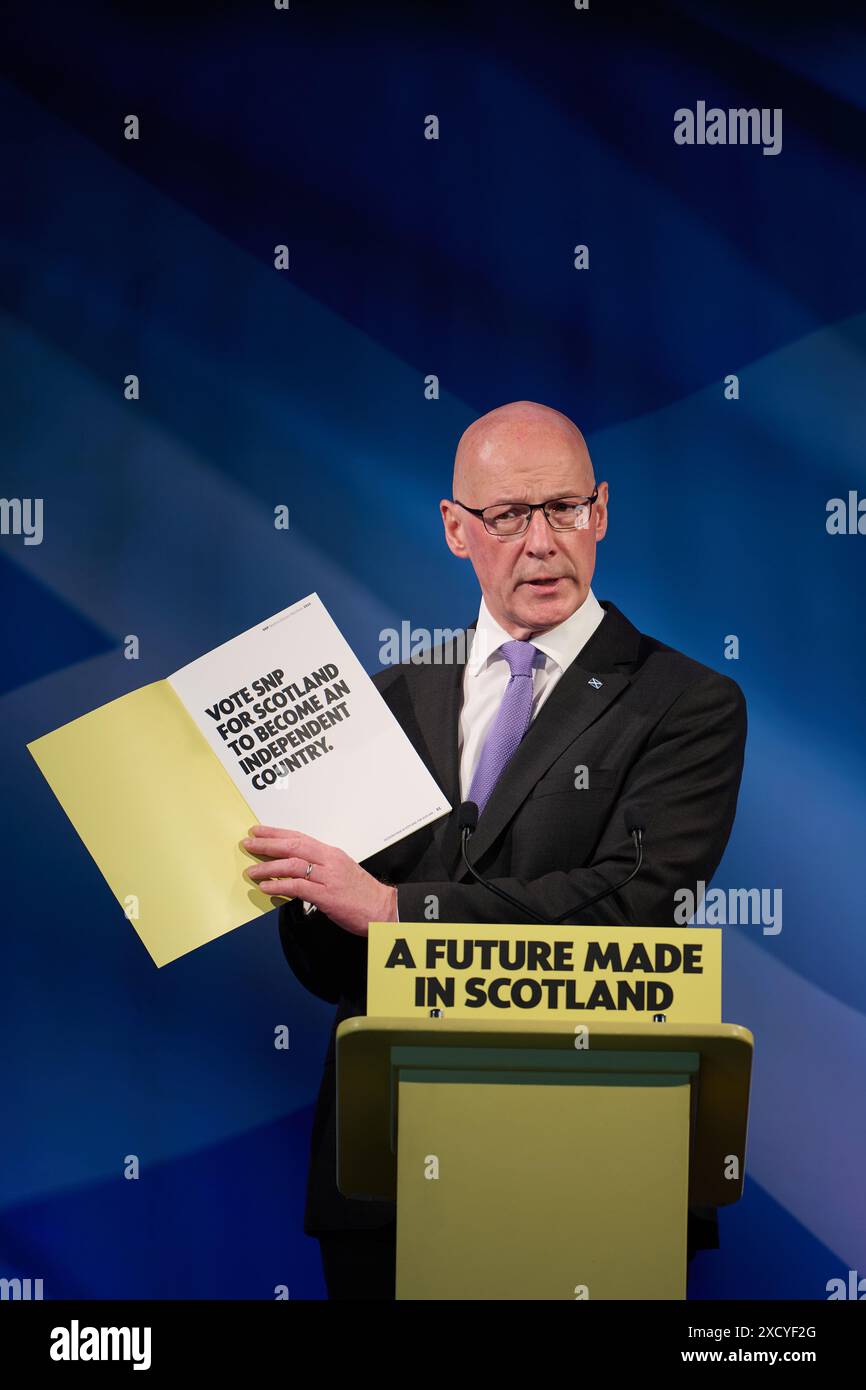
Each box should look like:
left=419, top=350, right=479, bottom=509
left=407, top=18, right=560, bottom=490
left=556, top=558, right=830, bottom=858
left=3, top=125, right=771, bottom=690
left=459, top=802, right=549, bottom=923
left=551, top=821, right=644, bottom=924
left=458, top=801, right=645, bottom=927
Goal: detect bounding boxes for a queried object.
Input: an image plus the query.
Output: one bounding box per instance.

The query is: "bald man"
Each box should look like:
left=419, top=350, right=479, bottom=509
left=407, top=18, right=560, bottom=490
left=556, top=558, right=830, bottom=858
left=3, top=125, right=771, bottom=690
left=248, top=401, right=747, bottom=1299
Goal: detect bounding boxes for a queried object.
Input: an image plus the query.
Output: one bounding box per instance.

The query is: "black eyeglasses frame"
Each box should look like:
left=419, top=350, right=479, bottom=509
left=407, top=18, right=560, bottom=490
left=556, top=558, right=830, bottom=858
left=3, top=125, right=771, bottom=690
left=450, top=489, right=600, bottom=536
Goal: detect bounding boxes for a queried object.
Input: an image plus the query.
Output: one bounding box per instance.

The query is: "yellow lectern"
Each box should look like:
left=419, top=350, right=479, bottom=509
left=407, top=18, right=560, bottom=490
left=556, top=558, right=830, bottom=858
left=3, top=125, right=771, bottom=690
left=335, top=925, right=752, bottom=1301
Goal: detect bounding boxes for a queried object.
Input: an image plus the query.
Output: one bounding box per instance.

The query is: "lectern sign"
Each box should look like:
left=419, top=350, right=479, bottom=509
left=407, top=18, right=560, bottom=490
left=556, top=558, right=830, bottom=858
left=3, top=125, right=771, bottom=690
left=365, top=924, right=721, bottom=1023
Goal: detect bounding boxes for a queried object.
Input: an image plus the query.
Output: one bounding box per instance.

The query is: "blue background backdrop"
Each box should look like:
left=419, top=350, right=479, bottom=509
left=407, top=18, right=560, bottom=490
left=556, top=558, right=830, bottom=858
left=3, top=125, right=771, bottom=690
left=2, top=0, right=864, bottom=1299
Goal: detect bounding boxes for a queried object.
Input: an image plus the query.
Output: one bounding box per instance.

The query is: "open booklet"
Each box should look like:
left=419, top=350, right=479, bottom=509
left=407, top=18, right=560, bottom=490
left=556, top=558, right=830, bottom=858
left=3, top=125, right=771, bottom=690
left=27, top=593, right=450, bottom=967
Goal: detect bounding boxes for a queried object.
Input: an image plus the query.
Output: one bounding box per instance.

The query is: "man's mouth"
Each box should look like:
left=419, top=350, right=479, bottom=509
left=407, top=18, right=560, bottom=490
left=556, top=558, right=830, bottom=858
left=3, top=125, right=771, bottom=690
left=524, top=577, right=565, bottom=590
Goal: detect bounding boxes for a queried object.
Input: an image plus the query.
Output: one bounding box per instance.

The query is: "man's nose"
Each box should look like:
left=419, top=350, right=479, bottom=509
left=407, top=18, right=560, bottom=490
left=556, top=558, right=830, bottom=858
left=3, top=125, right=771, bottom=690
left=523, top=508, right=556, bottom=553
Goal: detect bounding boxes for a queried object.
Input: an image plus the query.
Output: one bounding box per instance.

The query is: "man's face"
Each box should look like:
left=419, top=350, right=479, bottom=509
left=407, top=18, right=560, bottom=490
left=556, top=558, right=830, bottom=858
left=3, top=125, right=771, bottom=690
left=440, top=426, right=608, bottom=639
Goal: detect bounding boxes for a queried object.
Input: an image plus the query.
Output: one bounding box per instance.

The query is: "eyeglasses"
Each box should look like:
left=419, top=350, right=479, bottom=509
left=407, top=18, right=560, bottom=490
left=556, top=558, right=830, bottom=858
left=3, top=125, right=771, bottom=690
left=451, top=489, right=599, bottom=538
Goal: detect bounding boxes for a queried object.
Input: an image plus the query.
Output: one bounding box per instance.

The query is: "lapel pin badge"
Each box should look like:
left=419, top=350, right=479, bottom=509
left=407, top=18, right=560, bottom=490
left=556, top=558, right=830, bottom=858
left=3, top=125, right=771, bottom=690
left=588, top=677, right=603, bottom=690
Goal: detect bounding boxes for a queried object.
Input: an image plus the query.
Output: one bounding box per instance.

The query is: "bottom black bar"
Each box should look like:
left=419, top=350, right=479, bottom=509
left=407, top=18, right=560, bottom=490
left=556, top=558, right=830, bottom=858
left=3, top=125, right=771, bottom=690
left=0, top=1297, right=859, bottom=1372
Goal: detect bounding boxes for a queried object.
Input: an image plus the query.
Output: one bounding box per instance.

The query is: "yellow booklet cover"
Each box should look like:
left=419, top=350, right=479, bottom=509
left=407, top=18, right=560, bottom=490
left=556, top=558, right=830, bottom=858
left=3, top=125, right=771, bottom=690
left=27, top=593, right=450, bottom=967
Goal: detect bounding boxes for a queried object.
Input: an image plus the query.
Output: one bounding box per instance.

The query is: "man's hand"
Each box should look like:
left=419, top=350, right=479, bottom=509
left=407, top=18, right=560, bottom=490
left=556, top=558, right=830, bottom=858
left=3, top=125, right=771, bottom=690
left=242, top=825, right=397, bottom=937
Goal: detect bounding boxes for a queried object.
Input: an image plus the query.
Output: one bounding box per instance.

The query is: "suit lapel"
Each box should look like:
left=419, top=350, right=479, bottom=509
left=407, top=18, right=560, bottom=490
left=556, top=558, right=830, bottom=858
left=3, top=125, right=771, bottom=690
left=403, top=602, right=642, bottom=878
left=453, top=601, right=641, bottom=878
left=456, top=667, right=629, bottom=875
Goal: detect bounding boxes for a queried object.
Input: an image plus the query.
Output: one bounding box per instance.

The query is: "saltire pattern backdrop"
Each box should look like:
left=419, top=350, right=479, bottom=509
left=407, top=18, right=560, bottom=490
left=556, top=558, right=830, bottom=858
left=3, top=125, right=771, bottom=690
left=1, top=0, right=864, bottom=1299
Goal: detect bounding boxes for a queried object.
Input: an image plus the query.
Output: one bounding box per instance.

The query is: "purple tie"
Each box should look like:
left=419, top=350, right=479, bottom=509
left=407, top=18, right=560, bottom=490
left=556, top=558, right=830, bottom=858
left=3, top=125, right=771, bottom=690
left=468, top=639, right=544, bottom=815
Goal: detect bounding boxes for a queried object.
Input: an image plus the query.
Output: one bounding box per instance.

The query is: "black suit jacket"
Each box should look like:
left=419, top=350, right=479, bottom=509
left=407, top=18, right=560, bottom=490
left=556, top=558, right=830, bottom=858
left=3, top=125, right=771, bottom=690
left=278, top=600, right=747, bottom=1251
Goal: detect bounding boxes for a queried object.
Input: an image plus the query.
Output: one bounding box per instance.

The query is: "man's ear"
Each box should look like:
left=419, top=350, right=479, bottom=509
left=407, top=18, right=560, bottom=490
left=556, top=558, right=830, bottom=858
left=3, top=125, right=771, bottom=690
left=593, top=482, right=609, bottom=542
left=441, top=499, right=470, bottom=558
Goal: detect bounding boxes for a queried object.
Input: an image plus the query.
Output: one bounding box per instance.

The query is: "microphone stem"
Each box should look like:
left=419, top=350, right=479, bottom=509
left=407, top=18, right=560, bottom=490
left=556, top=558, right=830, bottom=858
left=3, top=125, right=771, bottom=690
left=460, top=826, right=644, bottom=927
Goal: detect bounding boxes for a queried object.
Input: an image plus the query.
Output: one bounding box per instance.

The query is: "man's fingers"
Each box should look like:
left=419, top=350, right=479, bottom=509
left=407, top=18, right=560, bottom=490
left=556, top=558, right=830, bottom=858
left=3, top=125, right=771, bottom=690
left=244, top=827, right=332, bottom=860
left=246, top=857, right=309, bottom=882
left=258, top=876, right=326, bottom=904
left=243, top=836, right=323, bottom=860
left=243, top=836, right=294, bottom=859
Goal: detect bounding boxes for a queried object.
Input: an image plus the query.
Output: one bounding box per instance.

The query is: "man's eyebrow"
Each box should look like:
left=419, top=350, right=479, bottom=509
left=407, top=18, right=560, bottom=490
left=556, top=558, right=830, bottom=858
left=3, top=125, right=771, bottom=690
left=482, top=491, right=591, bottom=504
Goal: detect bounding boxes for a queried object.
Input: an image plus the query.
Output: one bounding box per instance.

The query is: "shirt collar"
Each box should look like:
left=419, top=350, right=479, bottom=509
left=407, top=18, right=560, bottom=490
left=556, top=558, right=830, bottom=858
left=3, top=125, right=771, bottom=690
left=467, top=588, right=606, bottom=675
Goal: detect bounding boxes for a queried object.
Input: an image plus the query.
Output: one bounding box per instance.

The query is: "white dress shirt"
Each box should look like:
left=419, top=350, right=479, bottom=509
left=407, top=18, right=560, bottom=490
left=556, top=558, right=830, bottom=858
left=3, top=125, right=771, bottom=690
left=459, top=587, right=606, bottom=801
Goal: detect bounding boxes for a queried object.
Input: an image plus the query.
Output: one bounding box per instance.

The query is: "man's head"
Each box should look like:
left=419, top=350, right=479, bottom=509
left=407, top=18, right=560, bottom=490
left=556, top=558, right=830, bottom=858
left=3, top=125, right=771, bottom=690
left=441, top=401, right=608, bottom=639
